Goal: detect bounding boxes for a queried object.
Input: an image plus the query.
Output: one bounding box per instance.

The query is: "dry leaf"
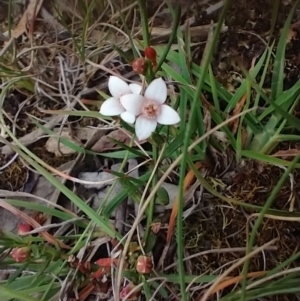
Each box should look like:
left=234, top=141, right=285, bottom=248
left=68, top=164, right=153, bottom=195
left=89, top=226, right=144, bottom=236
left=241, top=127, right=247, bottom=148
left=0, top=209, right=20, bottom=232
left=151, top=221, right=162, bottom=234
left=75, top=128, right=97, bottom=140
left=0, top=200, right=69, bottom=249
left=78, top=172, right=116, bottom=190
left=91, top=129, right=145, bottom=152
left=167, top=162, right=203, bottom=243
left=4, top=0, right=43, bottom=45
left=45, top=130, right=78, bottom=156
left=272, top=149, right=299, bottom=160
left=228, top=93, right=247, bottom=135
left=195, top=271, right=267, bottom=301
left=287, top=27, right=297, bottom=43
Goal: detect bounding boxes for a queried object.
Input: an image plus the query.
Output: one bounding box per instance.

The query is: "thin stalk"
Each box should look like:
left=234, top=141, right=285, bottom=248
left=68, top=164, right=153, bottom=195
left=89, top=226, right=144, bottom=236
left=154, top=4, right=181, bottom=78
left=80, top=0, right=96, bottom=60
left=1, top=286, right=40, bottom=301
left=137, top=0, right=150, bottom=47
left=144, top=145, right=158, bottom=241
left=8, top=0, right=12, bottom=38
left=98, top=135, right=136, bottom=215
left=116, top=3, right=139, bottom=58
left=42, top=263, right=67, bottom=300
left=240, top=151, right=300, bottom=300
left=269, top=0, right=280, bottom=43
left=176, top=2, right=231, bottom=300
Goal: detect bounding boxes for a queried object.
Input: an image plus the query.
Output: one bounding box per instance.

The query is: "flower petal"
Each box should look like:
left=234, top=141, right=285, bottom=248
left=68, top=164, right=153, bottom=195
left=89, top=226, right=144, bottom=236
left=100, top=97, right=125, bottom=116
left=144, top=78, right=167, bottom=104
left=129, top=83, right=142, bottom=95
left=135, top=116, right=157, bottom=140
left=120, top=94, right=144, bottom=115
left=156, top=104, right=180, bottom=125
left=120, top=111, right=136, bottom=124
left=108, top=76, right=131, bottom=99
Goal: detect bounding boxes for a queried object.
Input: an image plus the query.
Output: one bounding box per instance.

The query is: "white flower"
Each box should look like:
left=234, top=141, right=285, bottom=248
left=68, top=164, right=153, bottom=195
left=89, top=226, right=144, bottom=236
left=99, top=76, right=142, bottom=124
left=120, top=78, right=180, bottom=140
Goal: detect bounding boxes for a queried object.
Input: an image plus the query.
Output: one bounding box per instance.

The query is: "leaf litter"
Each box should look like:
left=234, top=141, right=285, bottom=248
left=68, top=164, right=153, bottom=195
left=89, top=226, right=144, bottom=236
left=0, top=0, right=300, bottom=300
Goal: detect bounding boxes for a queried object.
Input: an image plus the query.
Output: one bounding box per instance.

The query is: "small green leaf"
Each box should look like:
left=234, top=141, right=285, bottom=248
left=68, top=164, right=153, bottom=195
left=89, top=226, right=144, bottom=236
left=142, top=276, right=152, bottom=300
left=150, top=281, right=169, bottom=299
left=107, top=137, right=146, bottom=158
left=109, top=170, right=145, bottom=186
left=111, top=44, right=134, bottom=64
left=144, top=232, right=157, bottom=253
left=7, top=262, right=30, bottom=284
left=117, top=176, right=143, bottom=205
left=149, top=132, right=165, bottom=146
left=156, top=187, right=169, bottom=206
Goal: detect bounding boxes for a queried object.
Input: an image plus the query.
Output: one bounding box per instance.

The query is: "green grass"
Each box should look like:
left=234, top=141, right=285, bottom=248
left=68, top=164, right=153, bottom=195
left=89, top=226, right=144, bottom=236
left=0, top=0, right=300, bottom=300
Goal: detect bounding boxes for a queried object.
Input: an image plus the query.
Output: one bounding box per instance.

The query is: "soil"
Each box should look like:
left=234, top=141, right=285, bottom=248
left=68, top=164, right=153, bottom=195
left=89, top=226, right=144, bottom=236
left=1, top=0, right=300, bottom=300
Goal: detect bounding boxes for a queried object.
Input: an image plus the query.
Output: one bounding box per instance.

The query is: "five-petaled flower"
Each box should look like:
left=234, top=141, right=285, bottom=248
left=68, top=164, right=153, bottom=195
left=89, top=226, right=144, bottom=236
left=100, top=77, right=180, bottom=140
left=99, top=76, right=142, bottom=124
left=120, top=78, right=180, bottom=140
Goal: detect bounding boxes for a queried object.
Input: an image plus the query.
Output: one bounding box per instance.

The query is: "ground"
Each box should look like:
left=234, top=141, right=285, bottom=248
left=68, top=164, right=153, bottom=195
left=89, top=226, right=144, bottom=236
left=0, top=0, right=300, bottom=300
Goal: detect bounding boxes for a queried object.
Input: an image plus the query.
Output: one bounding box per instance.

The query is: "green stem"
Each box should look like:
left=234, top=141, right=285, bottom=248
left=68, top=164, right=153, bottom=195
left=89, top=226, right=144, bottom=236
left=137, top=0, right=150, bottom=47
left=42, top=263, right=67, bottom=300
left=144, top=144, right=158, bottom=242
left=116, top=4, right=138, bottom=58
left=240, top=152, right=300, bottom=300
left=240, top=2, right=300, bottom=298
left=176, top=2, right=231, bottom=300
left=8, top=0, right=12, bottom=38
left=98, top=134, right=136, bottom=215
left=80, top=0, right=96, bottom=60
left=153, top=4, right=181, bottom=78
left=1, top=287, right=40, bottom=301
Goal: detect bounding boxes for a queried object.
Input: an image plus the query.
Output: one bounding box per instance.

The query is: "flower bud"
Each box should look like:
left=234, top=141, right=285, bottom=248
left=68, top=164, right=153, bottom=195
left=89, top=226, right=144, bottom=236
left=144, top=46, right=157, bottom=62
left=132, top=58, right=146, bottom=74
left=120, top=283, right=141, bottom=300
left=136, top=255, right=152, bottom=274
left=10, top=247, right=31, bottom=262
left=34, top=212, right=46, bottom=225
left=18, top=223, right=32, bottom=235
left=93, top=258, right=119, bottom=278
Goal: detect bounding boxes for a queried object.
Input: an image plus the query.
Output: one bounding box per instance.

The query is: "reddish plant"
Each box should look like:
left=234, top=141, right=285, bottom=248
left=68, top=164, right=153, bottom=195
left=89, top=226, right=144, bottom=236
left=120, top=283, right=141, bottom=300
left=18, top=223, right=32, bottom=235
left=11, top=247, right=31, bottom=262
left=93, top=258, right=119, bottom=279
left=132, top=58, right=146, bottom=74
left=136, top=255, right=152, bottom=274
left=145, top=46, right=157, bottom=69
left=144, top=46, right=157, bottom=63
